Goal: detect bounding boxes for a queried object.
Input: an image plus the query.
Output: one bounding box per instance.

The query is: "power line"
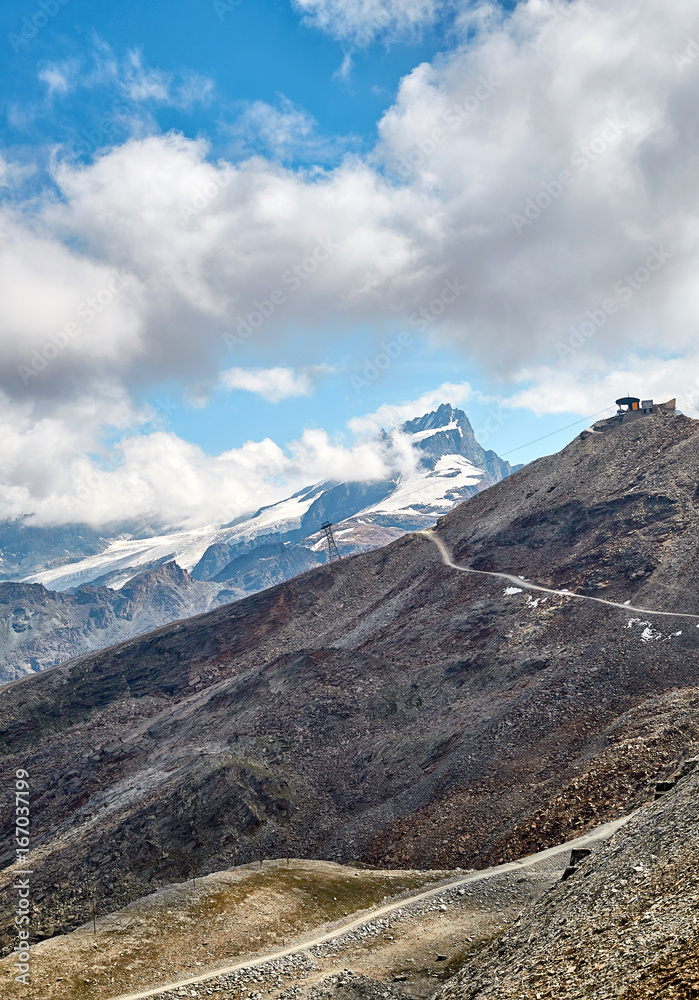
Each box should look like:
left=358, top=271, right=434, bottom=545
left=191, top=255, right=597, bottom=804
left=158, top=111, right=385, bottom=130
left=500, top=406, right=617, bottom=458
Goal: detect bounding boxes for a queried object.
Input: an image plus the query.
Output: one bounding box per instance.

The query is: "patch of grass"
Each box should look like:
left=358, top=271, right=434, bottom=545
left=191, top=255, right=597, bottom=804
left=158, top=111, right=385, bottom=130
left=4, top=862, right=457, bottom=1000
left=192, top=864, right=444, bottom=931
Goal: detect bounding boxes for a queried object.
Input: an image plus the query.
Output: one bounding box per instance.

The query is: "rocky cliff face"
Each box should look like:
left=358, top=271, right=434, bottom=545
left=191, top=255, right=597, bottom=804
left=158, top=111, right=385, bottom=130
left=403, top=402, right=516, bottom=481
left=0, top=562, right=219, bottom=684
left=2, top=409, right=697, bottom=956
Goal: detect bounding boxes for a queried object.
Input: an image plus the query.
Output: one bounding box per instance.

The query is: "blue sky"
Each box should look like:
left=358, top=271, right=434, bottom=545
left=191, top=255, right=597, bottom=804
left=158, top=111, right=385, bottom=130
left=1, top=1, right=442, bottom=159
left=0, top=0, right=696, bottom=527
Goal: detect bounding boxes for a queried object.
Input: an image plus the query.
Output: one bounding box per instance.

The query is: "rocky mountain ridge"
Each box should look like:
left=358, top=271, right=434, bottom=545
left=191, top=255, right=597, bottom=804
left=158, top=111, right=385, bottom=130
left=0, top=562, right=218, bottom=684
left=1, top=407, right=697, bottom=961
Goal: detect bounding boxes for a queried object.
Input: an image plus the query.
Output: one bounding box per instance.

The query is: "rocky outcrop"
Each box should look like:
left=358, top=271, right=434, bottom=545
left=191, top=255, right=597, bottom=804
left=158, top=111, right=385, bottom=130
left=403, top=402, right=519, bottom=481
left=0, top=562, right=219, bottom=684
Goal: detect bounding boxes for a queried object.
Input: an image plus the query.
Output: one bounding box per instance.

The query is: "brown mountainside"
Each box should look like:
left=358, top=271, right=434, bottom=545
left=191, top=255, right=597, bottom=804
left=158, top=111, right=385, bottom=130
left=2, top=409, right=699, bottom=954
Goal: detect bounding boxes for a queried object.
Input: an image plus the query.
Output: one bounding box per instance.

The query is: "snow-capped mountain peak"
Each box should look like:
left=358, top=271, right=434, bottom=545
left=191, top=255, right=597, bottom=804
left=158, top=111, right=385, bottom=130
left=2, top=403, right=521, bottom=682
left=15, top=403, right=516, bottom=593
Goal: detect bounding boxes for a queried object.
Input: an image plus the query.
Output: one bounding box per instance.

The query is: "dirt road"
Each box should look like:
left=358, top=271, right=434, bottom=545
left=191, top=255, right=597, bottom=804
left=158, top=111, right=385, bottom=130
left=419, top=529, right=699, bottom=620
left=111, top=815, right=631, bottom=1000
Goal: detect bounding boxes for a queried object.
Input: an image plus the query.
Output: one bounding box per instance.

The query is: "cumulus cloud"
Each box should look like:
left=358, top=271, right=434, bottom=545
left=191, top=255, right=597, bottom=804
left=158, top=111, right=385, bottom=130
left=291, top=0, right=440, bottom=45
left=373, top=0, right=699, bottom=369
left=348, top=382, right=473, bottom=435
left=17, top=0, right=698, bottom=395
left=28, top=131, right=431, bottom=396
left=0, top=387, right=148, bottom=524
left=0, top=400, right=421, bottom=529
left=220, top=365, right=328, bottom=402
left=4, top=0, right=699, bottom=527
left=0, top=211, right=144, bottom=400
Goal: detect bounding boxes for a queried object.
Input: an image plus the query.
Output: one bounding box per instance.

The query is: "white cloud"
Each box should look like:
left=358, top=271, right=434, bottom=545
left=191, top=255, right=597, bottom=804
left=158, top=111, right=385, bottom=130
left=0, top=387, right=147, bottom=524
left=220, top=366, right=319, bottom=402
left=38, top=43, right=215, bottom=111
left=20, top=0, right=699, bottom=397
left=31, top=131, right=430, bottom=395
left=120, top=50, right=214, bottom=108
left=0, top=397, right=416, bottom=529
left=348, top=382, right=473, bottom=435
left=334, top=52, right=354, bottom=81
left=0, top=154, right=35, bottom=192
left=371, top=0, right=699, bottom=371
left=291, top=0, right=441, bottom=45
left=226, top=97, right=356, bottom=163
left=4, top=0, right=699, bottom=528
left=499, top=353, right=699, bottom=417
left=120, top=49, right=171, bottom=103
left=0, top=211, right=144, bottom=398
left=38, top=64, right=75, bottom=97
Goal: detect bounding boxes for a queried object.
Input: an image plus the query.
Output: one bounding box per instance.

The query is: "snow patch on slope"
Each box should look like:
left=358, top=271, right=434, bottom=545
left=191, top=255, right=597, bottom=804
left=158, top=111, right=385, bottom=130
left=24, top=488, right=323, bottom=592
left=229, top=488, right=320, bottom=539
left=408, top=419, right=461, bottom=443
left=23, top=524, right=224, bottom=591
left=358, top=454, right=484, bottom=515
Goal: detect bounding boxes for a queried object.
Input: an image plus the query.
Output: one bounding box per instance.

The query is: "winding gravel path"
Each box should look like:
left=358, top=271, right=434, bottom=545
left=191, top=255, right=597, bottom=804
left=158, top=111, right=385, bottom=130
left=111, top=817, right=631, bottom=1000
left=419, top=529, right=699, bottom=620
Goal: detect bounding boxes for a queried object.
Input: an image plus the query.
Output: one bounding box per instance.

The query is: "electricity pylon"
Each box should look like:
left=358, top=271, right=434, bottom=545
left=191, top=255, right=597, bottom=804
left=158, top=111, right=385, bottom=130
left=321, top=521, right=341, bottom=562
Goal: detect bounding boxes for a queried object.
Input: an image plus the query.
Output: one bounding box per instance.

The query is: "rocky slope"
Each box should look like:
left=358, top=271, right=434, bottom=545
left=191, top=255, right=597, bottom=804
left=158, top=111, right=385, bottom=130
left=438, top=753, right=699, bottom=1000
left=1, top=406, right=698, bottom=958
left=0, top=562, right=220, bottom=685
left=1, top=833, right=586, bottom=1000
